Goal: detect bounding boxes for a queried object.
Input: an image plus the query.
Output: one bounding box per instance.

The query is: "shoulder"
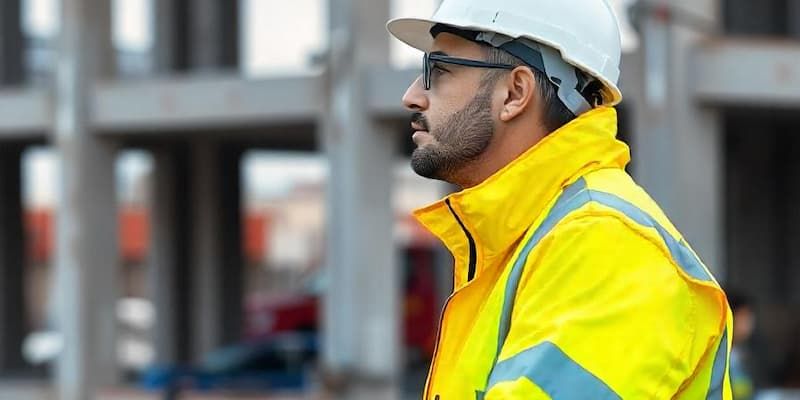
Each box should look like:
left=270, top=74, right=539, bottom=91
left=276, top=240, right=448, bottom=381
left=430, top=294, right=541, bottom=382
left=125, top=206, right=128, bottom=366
left=523, top=212, right=690, bottom=299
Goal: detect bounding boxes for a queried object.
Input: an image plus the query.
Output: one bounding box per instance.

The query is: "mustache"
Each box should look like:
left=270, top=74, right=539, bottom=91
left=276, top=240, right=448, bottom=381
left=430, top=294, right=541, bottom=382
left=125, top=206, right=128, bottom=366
left=411, top=112, right=430, bottom=131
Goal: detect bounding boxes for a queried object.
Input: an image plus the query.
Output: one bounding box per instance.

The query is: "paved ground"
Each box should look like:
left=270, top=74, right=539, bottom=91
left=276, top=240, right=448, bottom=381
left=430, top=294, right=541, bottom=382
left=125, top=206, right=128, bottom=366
left=0, top=384, right=318, bottom=400
left=0, top=383, right=424, bottom=400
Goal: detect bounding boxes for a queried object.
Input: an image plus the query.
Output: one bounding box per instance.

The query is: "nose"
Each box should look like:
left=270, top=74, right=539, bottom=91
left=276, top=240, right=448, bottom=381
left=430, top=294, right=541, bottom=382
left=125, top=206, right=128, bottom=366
left=402, top=75, right=429, bottom=112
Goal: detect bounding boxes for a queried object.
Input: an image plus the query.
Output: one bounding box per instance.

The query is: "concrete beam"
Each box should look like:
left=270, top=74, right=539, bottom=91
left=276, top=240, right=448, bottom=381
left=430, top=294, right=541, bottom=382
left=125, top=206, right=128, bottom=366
left=693, top=39, right=800, bottom=108
left=0, top=88, right=49, bottom=137
left=365, top=68, right=418, bottom=119
left=94, top=74, right=323, bottom=133
left=0, top=57, right=687, bottom=139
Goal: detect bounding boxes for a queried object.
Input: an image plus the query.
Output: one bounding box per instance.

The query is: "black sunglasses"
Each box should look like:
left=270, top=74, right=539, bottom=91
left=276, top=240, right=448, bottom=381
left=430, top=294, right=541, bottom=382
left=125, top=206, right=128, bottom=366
left=423, top=52, right=516, bottom=90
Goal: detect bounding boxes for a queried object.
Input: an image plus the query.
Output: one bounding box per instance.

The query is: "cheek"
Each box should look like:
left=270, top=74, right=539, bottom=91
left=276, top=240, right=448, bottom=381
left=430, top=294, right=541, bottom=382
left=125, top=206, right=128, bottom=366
left=426, top=95, right=467, bottom=129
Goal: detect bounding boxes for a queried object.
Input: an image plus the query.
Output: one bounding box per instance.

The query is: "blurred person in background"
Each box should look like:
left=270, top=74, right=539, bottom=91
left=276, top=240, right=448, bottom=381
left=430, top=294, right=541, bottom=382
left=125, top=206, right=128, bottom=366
left=728, top=290, right=756, bottom=399
left=388, top=0, right=733, bottom=398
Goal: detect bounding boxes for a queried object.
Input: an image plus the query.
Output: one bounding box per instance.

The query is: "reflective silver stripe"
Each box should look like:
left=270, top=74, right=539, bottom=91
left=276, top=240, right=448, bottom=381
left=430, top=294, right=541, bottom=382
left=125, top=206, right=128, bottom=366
left=706, top=328, right=729, bottom=400
left=487, top=341, right=621, bottom=399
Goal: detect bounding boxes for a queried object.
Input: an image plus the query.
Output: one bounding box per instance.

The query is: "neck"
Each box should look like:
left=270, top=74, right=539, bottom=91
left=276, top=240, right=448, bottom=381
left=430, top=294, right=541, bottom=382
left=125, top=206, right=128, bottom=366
left=452, top=121, right=549, bottom=189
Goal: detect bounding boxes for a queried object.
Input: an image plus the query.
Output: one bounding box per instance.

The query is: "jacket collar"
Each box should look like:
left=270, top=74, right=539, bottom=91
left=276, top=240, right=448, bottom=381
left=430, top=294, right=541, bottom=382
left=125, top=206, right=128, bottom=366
left=413, top=107, right=630, bottom=289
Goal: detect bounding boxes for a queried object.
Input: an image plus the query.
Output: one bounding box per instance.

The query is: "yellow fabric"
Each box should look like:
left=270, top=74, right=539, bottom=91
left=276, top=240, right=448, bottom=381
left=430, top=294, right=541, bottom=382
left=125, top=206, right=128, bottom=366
left=413, top=107, right=732, bottom=399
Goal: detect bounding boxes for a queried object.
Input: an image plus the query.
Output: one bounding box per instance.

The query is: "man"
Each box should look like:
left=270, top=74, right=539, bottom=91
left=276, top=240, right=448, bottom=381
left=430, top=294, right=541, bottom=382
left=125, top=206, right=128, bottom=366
left=727, top=290, right=756, bottom=399
left=387, top=0, right=732, bottom=399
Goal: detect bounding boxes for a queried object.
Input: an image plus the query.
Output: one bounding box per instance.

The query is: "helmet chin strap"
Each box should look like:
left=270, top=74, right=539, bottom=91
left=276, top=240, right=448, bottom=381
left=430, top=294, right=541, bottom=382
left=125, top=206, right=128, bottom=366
left=475, top=31, right=595, bottom=116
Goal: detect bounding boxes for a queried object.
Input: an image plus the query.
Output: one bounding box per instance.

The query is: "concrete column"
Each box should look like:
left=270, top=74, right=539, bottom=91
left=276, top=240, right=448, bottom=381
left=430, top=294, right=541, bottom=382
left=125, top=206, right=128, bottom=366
left=218, top=145, right=243, bottom=346
left=323, top=0, right=400, bottom=398
left=0, top=0, right=26, bottom=376
left=190, top=141, right=222, bottom=360
left=723, top=122, right=780, bottom=299
left=178, top=0, right=239, bottom=70
left=789, top=0, right=800, bottom=38
left=152, top=0, right=243, bottom=364
left=0, top=144, right=26, bottom=373
left=152, top=0, right=181, bottom=72
left=0, top=0, right=24, bottom=85
left=53, top=0, right=119, bottom=398
left=155, top=0, right=238, bottom=72
left=786, top=134, right=800, bottom=305
left=724, top=0, right=787, bottom=35
left=631, top=0, right=725, bottom=278
left=147, top=146, right=192, bottom=364
left=189, top=142, right=243, bottom=359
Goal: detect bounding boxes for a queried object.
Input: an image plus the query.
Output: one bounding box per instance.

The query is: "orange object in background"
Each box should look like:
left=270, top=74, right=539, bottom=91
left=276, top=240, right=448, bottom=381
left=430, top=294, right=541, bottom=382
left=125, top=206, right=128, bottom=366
left=23, top=208, right=270, bottom=265
left=25, top=209, right=53, bottom=264
left=243, top=212, right=269, bottom=264
left=119, top=208, right=149, bottom=264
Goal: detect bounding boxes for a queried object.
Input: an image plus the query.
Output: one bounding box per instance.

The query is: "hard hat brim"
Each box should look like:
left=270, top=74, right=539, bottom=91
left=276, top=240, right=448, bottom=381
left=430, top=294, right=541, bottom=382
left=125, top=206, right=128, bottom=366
left=386, top=17, right=623, bottom=107
left=387, top=18, right=439, bottom=53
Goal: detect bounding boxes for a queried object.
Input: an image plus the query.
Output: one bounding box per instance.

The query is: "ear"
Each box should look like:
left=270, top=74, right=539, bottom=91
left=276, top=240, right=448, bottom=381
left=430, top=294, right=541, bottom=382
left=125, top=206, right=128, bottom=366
left=499, top=67, right=536, bottom=123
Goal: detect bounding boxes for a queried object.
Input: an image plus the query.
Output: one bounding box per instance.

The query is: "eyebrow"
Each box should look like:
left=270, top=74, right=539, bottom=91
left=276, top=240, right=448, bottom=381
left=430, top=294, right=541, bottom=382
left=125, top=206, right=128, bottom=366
left=429, top=51, right=449, bottom=57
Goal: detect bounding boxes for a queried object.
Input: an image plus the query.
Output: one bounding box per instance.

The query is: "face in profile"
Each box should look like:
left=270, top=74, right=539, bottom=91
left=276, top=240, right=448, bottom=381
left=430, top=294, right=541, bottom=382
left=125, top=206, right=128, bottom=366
left=403, top=34, right=499, bottom=184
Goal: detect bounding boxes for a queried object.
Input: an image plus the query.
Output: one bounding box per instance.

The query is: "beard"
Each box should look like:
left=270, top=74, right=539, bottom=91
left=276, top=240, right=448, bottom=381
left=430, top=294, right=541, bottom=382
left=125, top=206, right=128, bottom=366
left=410, top=91, right=495, bottom=182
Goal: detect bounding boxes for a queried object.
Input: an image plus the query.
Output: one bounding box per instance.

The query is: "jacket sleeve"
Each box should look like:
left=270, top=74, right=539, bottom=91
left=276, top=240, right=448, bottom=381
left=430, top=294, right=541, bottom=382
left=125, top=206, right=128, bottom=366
left=484, top=213, right=728, bottom=400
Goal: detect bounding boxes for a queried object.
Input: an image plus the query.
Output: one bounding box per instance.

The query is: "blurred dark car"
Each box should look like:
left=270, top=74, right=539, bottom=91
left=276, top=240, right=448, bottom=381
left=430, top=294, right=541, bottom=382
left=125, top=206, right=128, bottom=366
left=141, top=332, right=317, bottom=392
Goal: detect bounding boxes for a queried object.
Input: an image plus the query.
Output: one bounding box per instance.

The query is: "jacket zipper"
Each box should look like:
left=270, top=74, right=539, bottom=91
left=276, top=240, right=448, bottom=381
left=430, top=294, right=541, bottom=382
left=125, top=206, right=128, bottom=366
left=424, top=200, right=478, bottom=399
left=445, top=199, right=477, bottom=281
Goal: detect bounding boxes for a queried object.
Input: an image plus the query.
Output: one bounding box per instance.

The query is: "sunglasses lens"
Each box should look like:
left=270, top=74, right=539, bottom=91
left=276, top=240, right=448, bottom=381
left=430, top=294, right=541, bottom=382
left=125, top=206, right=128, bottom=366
left=423, top=53, right=430, bottom=90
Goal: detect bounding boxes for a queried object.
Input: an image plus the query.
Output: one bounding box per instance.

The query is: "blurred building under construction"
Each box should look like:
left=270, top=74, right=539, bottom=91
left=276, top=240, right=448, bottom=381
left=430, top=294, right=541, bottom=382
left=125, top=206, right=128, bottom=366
left=2, top=0, right=800, bottom=399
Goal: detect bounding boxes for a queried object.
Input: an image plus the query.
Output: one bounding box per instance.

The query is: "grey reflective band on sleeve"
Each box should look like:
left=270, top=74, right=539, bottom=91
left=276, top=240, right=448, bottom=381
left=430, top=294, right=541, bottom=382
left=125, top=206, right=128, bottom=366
left=706, top=328, right=729, bottom=400
left=486, top=341, right=621, bottom=399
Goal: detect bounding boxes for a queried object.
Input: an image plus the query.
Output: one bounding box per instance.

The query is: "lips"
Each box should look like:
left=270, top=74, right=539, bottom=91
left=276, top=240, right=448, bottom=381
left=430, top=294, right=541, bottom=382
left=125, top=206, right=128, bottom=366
left=412, top=131, right=433, bottom=146
left=411, top=122, right=429, bottom=144
left=410, top=113, right=431, bottom=145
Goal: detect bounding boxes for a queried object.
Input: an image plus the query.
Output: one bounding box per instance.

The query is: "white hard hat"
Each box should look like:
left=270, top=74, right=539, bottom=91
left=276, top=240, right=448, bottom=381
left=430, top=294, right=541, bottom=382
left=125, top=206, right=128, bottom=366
left=387, top=0, right=624, bottom=112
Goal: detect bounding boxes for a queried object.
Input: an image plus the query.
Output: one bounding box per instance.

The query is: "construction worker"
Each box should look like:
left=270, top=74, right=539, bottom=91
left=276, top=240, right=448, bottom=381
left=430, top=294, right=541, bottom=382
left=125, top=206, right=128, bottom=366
left=727, top=290, right=756, bottom=399
left=387, top=0, right=732, bottom=398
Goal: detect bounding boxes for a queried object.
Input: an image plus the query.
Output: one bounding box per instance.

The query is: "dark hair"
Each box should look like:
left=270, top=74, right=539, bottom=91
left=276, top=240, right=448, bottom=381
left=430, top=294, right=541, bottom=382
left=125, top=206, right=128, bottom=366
left=481, top=46, right=577, bottom=133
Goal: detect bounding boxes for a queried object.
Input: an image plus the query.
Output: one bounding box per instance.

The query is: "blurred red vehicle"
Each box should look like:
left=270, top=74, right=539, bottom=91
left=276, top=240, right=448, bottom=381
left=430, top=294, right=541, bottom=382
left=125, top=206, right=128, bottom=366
left=243, top=246, right=440, bottom=360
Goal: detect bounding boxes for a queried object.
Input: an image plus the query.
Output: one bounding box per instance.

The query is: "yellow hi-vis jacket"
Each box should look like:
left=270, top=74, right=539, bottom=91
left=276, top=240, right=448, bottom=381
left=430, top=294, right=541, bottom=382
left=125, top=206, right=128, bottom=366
left=413, top=107, right=732, bottom=399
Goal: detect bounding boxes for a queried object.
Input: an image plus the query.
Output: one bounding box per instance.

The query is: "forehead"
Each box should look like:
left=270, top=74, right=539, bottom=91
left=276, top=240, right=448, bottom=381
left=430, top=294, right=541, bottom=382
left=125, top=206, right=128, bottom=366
left=430, top=32, right=486, bottom=59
